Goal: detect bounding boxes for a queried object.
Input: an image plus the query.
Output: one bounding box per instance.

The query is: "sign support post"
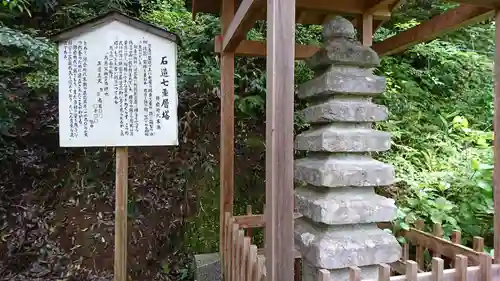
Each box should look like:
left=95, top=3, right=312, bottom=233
left=115, top=147, right=128, bottom=281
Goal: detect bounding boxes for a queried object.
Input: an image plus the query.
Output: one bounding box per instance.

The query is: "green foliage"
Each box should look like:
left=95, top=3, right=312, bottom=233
left=376, top=33, right=494, bottom=244
left=0, top=26, right=57, bottom=151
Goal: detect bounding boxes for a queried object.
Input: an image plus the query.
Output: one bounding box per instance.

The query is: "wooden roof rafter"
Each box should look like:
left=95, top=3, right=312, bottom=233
left=214, top=3, right=496, bottom=59
left=221, top=0, right=265, bottom=53
left=373, top=4, right=493, bottom=56
left=190, top=0, right=395, bottom=25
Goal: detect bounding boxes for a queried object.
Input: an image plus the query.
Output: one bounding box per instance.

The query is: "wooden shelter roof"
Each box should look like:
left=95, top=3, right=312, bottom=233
left=188, top=0, right=500, bottom=25
left=188, top=0, right=401, bottom=25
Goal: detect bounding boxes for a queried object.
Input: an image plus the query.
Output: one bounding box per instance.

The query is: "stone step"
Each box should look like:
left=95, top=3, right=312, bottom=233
left=295, top=187, right=397, bottom=225
left=297, top=67, right=386, bottom=99
left=300, top=100, right=388, bottom=123
left=294, top=219, right=401, bottom=270
left=295, top=156, right=395, bottom=188
left=194, top=253, right=222, bottom=281
left=295, top=126, right=391, bottom=152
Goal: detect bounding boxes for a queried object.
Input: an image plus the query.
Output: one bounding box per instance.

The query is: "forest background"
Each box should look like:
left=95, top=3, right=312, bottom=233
left=0, top=0, right=496, bottom=280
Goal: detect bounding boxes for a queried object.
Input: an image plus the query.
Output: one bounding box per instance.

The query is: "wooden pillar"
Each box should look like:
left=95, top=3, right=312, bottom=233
left=494, top=9, right=500, bottom=264
left=359, top=14, right=373, bottom=47
left=265, top=0, right=295, bottom=280
left=220, top=0, right=235, bottom=275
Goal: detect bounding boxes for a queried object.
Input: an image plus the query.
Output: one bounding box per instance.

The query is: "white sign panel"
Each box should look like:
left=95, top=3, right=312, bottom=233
left=58, top=20, right=178, bottom=147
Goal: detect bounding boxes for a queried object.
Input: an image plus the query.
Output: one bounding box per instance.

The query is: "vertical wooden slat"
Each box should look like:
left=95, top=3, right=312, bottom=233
left=236, top=230, right=245, bottom=280
left=248, top=245, right=258, bottom=281
left=473, top=236, right=485, bottom=252
left=403, top=241, right=410, bottom=261
left=257, top=255, right=266, bottom=281
left=455, top=255, right=468, bottom=281
left=433, top=224, right=443, bottom=258
left=451, top=231, right=462, bottom=267
left=265, top=0, right=295, bottom=280
left=494, top=9, right=500, bottom=264
left=246, top=205, right=253, bottom=241
left=479, top=252, right=492, bottom=281
left=232, top=223, right=239, bottom=281
left=318, top=269, right=330, bottom=281
left=224, top=212, right=230, bottom=278
left=406, top=260, right=418, bottom=281
left=226, top=218, right=231, bottom=281
left=294, top=257, right=302, bottom=281
left=431, top=257, right=444, bottom=281
left=349, top=266, right=361, bottom=281
left=220, top=0, right=236, bottom=275
left=252, top=251, right=259, bottom=281
left=378, top=264, right=391, bottom=281
left=241, top=236, right=251, bottom=281
left=415, top=220, right=425, bottom=270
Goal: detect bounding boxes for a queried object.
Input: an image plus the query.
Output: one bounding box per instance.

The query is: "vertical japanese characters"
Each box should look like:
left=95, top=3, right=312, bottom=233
left=63, top=38, right=172, bottom=139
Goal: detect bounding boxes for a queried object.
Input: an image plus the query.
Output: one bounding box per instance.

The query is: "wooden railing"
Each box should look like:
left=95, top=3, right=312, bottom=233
left=383, top=220, right=486, bottom=273
left=343, top=254, right=497, bottom=281
left=223, top=211, right=266, bottom=281
left=224, top=209, right=497, bottom=281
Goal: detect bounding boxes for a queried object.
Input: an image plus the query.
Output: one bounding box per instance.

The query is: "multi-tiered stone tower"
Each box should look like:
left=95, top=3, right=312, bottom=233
left=294, top=16, right=401, bottom=281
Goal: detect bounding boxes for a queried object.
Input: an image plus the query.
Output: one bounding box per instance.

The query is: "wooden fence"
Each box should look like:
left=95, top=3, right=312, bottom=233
left=382, top=220, right=486, bottom=272
left=328, top=254, right=498, bottom=281
left=223, top=211, right=266, bottom=281
left=223, top=207, right=500, bottom=281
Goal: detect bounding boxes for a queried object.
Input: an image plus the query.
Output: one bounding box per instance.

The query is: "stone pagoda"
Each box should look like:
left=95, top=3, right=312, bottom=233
left=294, top=16, right=401, bottom=281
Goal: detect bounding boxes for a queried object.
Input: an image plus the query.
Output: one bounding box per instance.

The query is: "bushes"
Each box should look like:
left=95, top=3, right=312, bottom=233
left=376, top=35, right=494, bottom=246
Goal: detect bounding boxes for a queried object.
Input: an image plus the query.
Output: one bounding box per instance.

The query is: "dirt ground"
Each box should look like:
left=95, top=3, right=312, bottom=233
left=0, top=91, right=222, bottom=281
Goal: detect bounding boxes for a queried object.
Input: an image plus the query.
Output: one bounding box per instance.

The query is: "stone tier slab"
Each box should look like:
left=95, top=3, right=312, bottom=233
left=297, top=67, right=386, bottom=99
left=295, top=156, right=395, bottom=188
left=295, top=186, right=397, bottom=225
left=302, top=261, right=379, bottom=281
left=306, top=38, right=380, bottom=72
left=295, top=219, right=401, bottom=269
left=295, top=126, right=391, bottom=152
left=300, top=100, right=388, bottom=123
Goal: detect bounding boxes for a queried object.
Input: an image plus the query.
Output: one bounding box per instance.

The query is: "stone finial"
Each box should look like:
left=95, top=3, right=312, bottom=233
left=305, top=16, right=381, bottom=71
left=323, top=16, right=355, bottom=41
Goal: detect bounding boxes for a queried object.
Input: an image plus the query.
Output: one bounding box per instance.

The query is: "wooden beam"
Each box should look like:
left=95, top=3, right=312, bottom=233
left=447, top=0, right=500, bottom=7
left=296, top=9, right=308, bottom=23
left=372, top=5, right=493, bottom=56
left=494, top=8, right=500, bottom=264
left=232, top=213, right=303, bottom=228
left=352, top=0, right=401, bottom=32
left=193, top=0, right=392, bottom=22
left=404, top=228, right=483, bottom=264
left=215, top=36, right=319, bottom=59
left=364, top=0, right=398, bottom=14
left=222, top=0, right=265, bottom=53
left=219, top=0, right=235, bottom=274
left=265, top=0, right=295, bottom=280
left=295, top=0, right=391, bottom=18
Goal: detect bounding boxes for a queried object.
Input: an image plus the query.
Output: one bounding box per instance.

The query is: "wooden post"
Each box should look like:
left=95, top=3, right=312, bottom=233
left=359, top=13, right=373, bottom=46
left=220, top=0, right=235, bottom=275
left=265, top=0, right=295, bottom=280
left=114, top=147, right=128, bottom=281
left=494, top=8, right=500, bottom=264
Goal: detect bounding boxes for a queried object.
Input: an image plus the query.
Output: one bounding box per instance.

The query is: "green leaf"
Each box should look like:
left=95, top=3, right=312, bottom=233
left=400, top=222, right=410, bottom=231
